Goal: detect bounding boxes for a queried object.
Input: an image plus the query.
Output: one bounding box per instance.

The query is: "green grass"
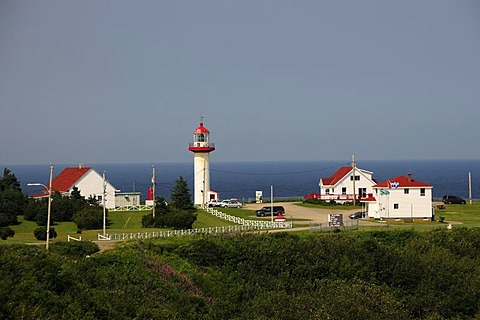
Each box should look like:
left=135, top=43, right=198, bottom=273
left=4, top=202, right=480, bottom=244
left=436, top=202, right=480, bottom=227
left=193, top=209, right=235, bottom=228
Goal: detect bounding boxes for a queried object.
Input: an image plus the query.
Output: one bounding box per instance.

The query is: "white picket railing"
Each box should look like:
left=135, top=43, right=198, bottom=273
left=97, top=207, right=293, bottom=241
left=204, top=207, right=293, bottom=229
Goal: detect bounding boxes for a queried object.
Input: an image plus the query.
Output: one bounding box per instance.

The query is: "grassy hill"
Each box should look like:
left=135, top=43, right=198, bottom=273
left=2, top=228, right=480, bottom=319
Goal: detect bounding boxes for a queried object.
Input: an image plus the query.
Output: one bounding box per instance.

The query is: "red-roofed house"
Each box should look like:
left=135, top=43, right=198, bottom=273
left=33, top=164, right=117, bottom=209
left=366, top=173, right=433, bottom=221
left=315, top=166, right=376, bottom=203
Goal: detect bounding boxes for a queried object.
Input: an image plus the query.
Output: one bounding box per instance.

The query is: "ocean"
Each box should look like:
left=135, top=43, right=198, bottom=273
left=6, top=159, right=480, bottom=202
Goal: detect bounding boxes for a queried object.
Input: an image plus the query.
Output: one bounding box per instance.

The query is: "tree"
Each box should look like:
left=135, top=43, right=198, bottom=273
left=170, top=177, right=193, bottom=211
left=73, top=206, right=104, bottom=230
left=0, top=168, right=26, bottom=227
left=0, top=168, right=21, bottom=192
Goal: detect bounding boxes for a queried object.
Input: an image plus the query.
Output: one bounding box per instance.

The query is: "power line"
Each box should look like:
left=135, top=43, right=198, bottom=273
left=210, top=162, right=350, bottom=176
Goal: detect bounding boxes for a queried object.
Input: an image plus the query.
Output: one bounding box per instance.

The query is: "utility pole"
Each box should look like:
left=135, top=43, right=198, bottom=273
left=271, top=185, right=274, bottom=223
left=352, top=154, right=356, bottom=206
left=469, top=172, right=472, bottom=205
left=102, top=171, right=107, bottom=237
left=46, top=163, right=53, bottom=251
left=152, top=165, right=156, bottom=218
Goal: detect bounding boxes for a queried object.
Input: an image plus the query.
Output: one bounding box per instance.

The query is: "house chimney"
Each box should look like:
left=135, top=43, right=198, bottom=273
left=407, top=173, right=412, bottom=183
left=79, top=163, right=84, bottom=169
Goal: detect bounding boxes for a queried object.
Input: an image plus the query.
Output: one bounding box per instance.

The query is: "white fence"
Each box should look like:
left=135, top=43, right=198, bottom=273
left=99, top=224, right=290, bottom=241
left=309, top=220, right=359, bottom=233
left=97, top=207, right=293, bottom=241
left=110, top=205, right=153, bottom=211
left=204, top=207, right=293, bottom=229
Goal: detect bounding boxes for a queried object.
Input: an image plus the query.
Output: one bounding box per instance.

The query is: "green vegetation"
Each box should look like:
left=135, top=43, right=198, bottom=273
left=437, top=203, right=480, bottom=226
left=142, top=177, right=197, bottom=229
left=3, top=229, right=480, bottom=319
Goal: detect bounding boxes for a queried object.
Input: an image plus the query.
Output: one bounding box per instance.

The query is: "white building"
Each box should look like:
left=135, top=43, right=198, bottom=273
left=363, top=173, right=433, bottom=221
left=33, top=164, right=117, bottom=209
left=314, top=166, right=376, bottom=203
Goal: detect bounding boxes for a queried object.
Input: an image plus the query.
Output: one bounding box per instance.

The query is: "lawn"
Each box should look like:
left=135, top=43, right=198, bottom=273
left=5, top=208, right=235, bottom=244
left=436, top=202, right=480, bottom=227
left=4, top=202, right=479, bottom=245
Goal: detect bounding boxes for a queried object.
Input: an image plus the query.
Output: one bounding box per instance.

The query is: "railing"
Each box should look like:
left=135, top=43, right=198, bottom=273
left=309, top=220, right=359, bottom=233
left=110, top=204, right=153, bottom=211
left=204, top=207, right=293, bottom=229
left=99, top=224, right=287, bottom=241
left=97, top=207, right=293, bottom=241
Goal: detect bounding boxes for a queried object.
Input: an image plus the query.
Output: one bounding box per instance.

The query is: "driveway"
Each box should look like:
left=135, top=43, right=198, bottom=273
left=243, top=202, right=371, bottom=224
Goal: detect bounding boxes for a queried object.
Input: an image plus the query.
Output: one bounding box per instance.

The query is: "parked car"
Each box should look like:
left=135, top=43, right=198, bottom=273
left=349, top=211, right=365, bottom=219
left=255, top=206, right=285, bottom=217
left=207, top=200, right=221, bottom=207
left=442, top=195, right=466, bottom=204
left=220, top=199, right=242, bottom=208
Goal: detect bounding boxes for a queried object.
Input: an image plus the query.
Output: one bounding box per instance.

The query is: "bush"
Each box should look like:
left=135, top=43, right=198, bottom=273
left=33, top=227, right=57, bottom=240
left=142, top=210, right=197, bottom=230
left=73, top=206, right=104, bottom=230
left=0, top=227, right=14, bottom=240
left=50, top=241, right=99, bottom=257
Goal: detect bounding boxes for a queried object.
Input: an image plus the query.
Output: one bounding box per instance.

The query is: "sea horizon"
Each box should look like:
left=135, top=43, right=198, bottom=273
left=5, top=159, right=479, bottom=202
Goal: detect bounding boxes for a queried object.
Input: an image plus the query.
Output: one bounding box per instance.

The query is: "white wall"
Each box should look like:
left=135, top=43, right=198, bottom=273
left=320, top=169, right=375, bottom=198
left=370, top=187, right=432, bottom=219
left=193, top=153, right=210, bottom=205
left=72, top=169, right=116, bottom=209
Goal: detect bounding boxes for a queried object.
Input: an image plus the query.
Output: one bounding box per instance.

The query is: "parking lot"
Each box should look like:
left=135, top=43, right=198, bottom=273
left=243, top=202, right=362, bottom=224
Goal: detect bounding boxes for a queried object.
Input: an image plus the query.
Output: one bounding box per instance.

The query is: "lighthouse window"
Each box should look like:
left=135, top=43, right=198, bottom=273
left=195, top=134, right=205, bottom=142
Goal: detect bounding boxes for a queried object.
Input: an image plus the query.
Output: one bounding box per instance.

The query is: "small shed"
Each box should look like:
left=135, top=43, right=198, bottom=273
left=115, top=192, right=141, bottom=207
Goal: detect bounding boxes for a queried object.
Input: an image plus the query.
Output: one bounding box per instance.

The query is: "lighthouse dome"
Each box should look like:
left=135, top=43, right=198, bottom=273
left=193, top=122, right=210, bottom=134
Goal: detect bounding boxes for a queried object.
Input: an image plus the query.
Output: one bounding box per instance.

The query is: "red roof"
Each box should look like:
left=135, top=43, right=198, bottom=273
left=50, top=167, right=91, bottom=192
left=321, top=167, right=352, bottom=186
left=193, top=122, right=210, bottom=134
left=374, top=175, right=431, bottom=188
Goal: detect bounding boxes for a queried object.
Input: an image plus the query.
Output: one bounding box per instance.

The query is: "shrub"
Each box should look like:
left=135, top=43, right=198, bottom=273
left=33, top=227, right=57, bottom=240
left=142, top=210, right=197, bottom=230
left=0, top=226, right=14, bottom=240
left=73, top=206, right=104, bottom=230
left=50, top=241, right=99, bottom=257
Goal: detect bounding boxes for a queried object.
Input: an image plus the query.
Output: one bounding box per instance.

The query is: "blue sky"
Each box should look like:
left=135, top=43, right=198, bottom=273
left=1, top=0, right=479, bottom=165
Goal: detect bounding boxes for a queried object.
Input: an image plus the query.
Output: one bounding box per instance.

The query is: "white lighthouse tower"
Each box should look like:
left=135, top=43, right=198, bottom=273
left=188, top=120, right=215, bottom=206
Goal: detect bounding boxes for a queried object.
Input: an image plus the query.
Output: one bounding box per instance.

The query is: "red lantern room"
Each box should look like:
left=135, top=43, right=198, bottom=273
left=188, top=121, right=215, bottom=153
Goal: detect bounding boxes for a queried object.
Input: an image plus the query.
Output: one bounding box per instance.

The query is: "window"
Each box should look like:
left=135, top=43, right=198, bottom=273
left=342, top=187, right=347, bottom=195
left=325, top=189, right=330, bottom=194
left=420, top=188, right=425, bottom=196
left=404, top=189, right=409, bottom=194
left=97, top=195, right=103, bottom=201
left=394, top=203, right=399, bottom=209
left=350, top=175, right=360, bottom=181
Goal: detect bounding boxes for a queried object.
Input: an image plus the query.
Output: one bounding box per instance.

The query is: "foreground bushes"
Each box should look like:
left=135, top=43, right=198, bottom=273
left=2, top=228, right=480, bottom=319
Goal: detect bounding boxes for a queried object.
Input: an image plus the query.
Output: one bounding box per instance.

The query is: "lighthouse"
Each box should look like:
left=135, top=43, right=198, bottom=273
left=188, top=120, right=215, bottom=206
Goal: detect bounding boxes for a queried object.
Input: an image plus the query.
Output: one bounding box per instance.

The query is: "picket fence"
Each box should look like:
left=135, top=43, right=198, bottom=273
left=97, top=207, right=292, bottom=241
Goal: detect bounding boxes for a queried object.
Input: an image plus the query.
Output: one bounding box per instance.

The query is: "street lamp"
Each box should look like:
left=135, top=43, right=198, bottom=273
left=27, top=163, right=54, bottom=251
